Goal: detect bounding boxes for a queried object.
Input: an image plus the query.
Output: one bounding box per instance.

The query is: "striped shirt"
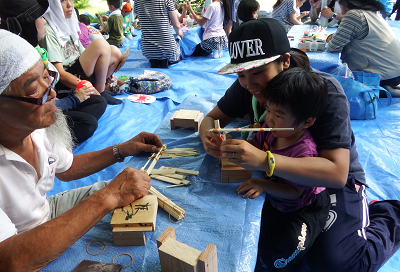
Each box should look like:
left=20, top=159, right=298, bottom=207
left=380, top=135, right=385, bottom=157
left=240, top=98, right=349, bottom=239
left=272, top=0, right=297, bottom=33
left=134, top=0, right=180, bottom=61
left=327, top=9, right=369, bottom=53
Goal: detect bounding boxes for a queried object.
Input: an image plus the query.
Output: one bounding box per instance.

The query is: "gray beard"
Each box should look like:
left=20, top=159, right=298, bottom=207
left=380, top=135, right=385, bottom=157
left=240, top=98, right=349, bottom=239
left=45, top=108, right=75, bottom=150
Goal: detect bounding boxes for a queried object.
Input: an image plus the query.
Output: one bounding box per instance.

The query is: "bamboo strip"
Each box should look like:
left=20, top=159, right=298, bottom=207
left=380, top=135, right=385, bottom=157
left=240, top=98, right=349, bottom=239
left=140, top=145, right=186, bottom=220
left=210, top=127, right=294, bottom=132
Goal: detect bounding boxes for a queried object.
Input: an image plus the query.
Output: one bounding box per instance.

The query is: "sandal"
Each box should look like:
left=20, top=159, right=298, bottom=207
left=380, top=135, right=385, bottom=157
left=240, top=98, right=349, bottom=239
left=114, top=47, right=130, bottom=74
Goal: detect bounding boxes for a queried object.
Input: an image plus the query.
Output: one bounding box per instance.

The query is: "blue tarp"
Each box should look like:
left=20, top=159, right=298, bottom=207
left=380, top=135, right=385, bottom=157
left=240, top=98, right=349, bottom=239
left=42, top=22, right=400, bottom=271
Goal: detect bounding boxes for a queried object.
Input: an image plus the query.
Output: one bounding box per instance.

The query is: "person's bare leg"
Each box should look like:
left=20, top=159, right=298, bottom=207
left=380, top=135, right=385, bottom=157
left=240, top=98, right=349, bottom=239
left=79, top=38, right=111, bottom=94
left=106, top=45, right=122, bottom=79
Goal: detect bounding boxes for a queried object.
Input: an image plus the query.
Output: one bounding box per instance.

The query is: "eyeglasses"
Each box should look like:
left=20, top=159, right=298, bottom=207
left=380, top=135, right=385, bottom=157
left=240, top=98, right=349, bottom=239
left=0, top=70, right=58, bottom=106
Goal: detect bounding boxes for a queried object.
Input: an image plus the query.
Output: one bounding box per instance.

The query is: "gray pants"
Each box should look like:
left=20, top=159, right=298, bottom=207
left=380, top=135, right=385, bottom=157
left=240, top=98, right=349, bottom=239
left=47, top=180, right=109, bottom=220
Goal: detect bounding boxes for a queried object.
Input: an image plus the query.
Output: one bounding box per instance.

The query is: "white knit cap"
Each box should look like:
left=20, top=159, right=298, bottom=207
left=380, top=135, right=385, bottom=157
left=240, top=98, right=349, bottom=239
left=0, top=30, right=41, bottom=94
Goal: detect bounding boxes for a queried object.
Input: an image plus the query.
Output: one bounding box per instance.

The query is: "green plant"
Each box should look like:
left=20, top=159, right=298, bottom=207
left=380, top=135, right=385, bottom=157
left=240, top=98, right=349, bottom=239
left=74, top=0, right=90, bottom=9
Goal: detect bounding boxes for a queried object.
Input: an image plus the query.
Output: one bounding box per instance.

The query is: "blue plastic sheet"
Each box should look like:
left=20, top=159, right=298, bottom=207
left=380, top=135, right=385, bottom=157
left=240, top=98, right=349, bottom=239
left=42, top=22, right=400, bottom=272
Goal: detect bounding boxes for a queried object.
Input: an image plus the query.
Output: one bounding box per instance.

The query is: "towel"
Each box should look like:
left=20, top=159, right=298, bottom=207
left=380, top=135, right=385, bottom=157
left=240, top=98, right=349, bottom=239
left=43, top=0, right=80, bottom=47
left=0, top=30, right=40, bottom=93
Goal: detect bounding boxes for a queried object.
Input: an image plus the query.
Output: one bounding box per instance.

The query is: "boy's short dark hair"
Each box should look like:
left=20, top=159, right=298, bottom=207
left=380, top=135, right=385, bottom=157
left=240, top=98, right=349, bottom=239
left=107, top=0, right=121, bottom=9
left=264, top=68, right=328, bottom=126
left=237, top=0, right=260, bottom=22
left=79, top=14, right=90, bottom=26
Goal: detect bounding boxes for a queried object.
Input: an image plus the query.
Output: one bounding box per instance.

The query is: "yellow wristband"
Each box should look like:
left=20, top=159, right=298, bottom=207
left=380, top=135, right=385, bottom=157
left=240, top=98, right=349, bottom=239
left=266, top=151, right=275, bottom=177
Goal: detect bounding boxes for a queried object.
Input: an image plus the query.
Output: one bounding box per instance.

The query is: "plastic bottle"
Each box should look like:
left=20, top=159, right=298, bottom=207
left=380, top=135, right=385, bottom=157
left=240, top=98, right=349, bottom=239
left=310, top=36, right=318, bottom=52
left=318, top=0, right=329, bottom=27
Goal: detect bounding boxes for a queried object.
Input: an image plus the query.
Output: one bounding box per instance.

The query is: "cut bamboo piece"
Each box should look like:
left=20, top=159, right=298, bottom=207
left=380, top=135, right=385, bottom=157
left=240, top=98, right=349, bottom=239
left=160, top=166, right=199, bottom=176
left=149, top=187, right=185, bottom=220
left=151, top=174, right=183, bottom=185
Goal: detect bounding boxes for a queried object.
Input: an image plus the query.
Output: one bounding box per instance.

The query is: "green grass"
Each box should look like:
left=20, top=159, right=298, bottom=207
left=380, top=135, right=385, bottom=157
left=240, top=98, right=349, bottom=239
left=76, top=0, right=109, bottom=22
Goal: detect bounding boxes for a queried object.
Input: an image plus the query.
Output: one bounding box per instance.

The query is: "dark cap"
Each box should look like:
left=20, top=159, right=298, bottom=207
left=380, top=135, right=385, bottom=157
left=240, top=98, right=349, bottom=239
left=218, top=18, right=290, bottom=75
left=0, top=0, right=49, bottom=46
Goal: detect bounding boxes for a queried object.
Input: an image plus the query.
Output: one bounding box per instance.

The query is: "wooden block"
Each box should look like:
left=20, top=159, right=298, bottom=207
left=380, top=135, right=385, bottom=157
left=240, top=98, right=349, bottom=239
left=158, top=239, right=202, bottom=272
left=157, top=226, right=176, bottom=248
left=110, top=194, right=158, bottom=231
left=170, top=110, right=204, bottom=131
left=157, top=227, right=218, bottom=272
left=198, top=244, right=218, bottom=272
left=112, top=228, right=146, bottom=246
left=220, top=159, right=252, bottom=183
left=150, top=174, right=183, bottom=185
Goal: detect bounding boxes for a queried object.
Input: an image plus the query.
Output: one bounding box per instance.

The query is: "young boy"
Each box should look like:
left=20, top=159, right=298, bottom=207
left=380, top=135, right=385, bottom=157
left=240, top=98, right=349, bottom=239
left=75, top=8, right=91, bottom=48
left=237, top=68, right=331, bottom=270
left=97, top=0, right=124, bottom=47
left=121, top=2, right=135, bottom=40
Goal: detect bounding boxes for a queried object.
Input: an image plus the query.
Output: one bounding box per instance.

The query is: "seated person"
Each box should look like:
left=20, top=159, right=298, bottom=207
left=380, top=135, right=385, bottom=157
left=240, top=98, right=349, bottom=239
left=309, top=0, right=344, bottom=25
left=98, top=0, right=124, bottom=47
left=78, top=14, right=104, bottom=42
left=272, top=0, right=309, bottom=32
left=0, top=0, right=107, bottom=143
left=186, top=0, right=231, bottom=59
left=326, top=0, right=400, bottom=96
left=237, top=0, right=260, bottom=23
left=134, top=0, right=184, bottom=68
left=75, top=8, right=91, bottom=48
left=39, top=0, right=124, bottom=105
left=0, top=29, right=163, bottom=271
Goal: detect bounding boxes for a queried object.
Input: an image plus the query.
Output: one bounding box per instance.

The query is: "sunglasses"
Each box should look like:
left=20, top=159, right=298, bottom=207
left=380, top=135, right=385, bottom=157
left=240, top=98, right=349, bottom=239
left=0, top=70, right=58, bottom=106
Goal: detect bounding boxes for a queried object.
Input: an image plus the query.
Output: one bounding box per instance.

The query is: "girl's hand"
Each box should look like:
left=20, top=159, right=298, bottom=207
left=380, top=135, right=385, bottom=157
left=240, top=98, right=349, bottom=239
left=300, top=11, right=309, bottom=18
left=237, top=178, right=265, bottom=199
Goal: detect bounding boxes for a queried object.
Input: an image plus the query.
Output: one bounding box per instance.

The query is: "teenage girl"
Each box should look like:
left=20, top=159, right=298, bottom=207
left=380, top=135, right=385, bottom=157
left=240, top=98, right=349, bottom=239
left=186, top=0, right=231, bottom=58
left=272, top=0, right=309, bottom=32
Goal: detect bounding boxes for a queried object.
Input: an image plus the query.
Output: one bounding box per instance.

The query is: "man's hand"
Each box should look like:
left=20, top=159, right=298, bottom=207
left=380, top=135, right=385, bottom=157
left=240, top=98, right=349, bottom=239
left=221, top=139, right=269, bottom=171
left=237, top=178, right=265, bottom=199
left=118, top=132, right=163, bottom=158
left=321, top=7, right=334, bottom=18
left=105, top=168, right=151, bottom=208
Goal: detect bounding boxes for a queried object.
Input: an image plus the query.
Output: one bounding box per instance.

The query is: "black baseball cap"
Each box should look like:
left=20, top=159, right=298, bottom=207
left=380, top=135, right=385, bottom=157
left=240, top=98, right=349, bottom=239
left=0, top=0, right=49, bottom=46
left=218, top=18, right=290, bottom=75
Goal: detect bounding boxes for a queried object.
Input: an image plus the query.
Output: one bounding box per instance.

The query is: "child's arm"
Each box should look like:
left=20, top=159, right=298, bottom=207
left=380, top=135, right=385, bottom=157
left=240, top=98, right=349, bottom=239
left=237, top=177, right=304, bottom=200
left=290, top=10, right=304, bottom=25
left=169, top=11, right=184, bottom=38
left=297, top=11, right=309, bottom=20
left=96, top=13, right=109, bottom=33
left=185, top=2, right=207, bottom=26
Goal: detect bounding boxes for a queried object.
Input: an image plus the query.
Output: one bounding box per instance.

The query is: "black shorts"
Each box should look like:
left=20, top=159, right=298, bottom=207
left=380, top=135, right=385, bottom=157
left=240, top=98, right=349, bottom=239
left=55, top=58, right=96, bottom=92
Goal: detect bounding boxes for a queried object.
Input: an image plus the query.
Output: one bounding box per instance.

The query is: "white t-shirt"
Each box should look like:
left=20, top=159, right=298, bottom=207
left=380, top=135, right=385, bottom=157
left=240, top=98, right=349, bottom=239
left=87, top=25, right=103, bottom=42
left=316, top=0, right=341, bottom=14
left=0, top=129, right=73, bottom=242
left=203, top=1, right=226, bottom=41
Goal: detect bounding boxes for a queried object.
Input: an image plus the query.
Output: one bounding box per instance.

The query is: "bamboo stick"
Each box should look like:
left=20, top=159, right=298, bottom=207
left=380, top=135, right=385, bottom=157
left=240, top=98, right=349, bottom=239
left=210, top=127, right=294, bottom=132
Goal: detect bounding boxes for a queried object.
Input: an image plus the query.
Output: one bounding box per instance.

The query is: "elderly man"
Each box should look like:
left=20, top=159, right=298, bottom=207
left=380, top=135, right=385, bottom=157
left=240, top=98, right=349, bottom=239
left=0, top=30, right=163, bottom=271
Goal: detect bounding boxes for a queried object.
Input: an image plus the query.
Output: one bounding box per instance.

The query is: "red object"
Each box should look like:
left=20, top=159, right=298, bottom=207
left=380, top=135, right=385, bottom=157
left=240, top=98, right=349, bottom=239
left=77, top=80, right=86, bottom=89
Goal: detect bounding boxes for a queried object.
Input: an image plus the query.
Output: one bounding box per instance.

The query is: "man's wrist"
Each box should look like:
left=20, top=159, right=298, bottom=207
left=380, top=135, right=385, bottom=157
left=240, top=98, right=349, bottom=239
left=113, top=144, right=125, bottom=162
left=331, top=13, right=337, bottom=19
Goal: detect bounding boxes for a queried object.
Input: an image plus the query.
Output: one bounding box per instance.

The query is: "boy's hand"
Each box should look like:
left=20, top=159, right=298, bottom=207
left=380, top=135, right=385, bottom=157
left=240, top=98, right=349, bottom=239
left=237, top=178, right=265, bottom=199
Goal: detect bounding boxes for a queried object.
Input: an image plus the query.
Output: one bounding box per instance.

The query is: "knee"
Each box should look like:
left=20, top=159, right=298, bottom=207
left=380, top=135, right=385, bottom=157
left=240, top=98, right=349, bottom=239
left=110, top=45, right=122, bottom=61
left=90, top=38, right=111, bottom=56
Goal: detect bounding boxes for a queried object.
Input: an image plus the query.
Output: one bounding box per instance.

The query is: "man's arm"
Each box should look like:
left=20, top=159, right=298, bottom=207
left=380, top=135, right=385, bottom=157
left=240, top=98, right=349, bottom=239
left=309, top=0, right=322, bottom=22
left=56, top=132, right=163, bottom=181
left=221, top=139, right=349, bottom=188
left=0, top=168, right=150, bottom=271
